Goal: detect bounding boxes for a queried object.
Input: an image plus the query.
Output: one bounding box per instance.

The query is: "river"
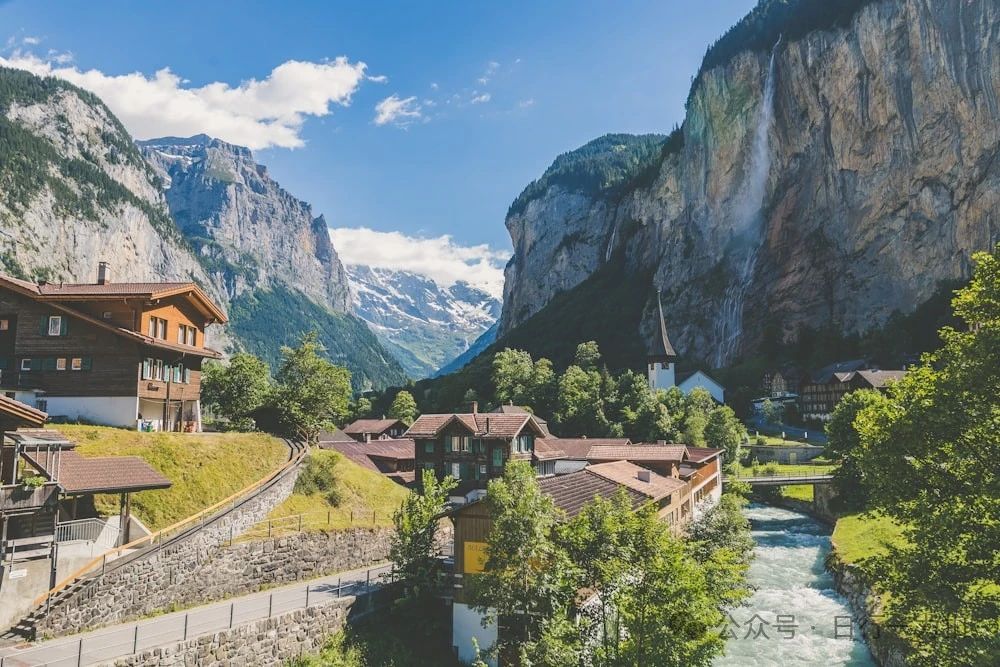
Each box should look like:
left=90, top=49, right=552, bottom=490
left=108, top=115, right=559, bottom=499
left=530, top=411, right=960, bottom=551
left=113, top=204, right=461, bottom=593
left=714, top=504, right=876, bottom=666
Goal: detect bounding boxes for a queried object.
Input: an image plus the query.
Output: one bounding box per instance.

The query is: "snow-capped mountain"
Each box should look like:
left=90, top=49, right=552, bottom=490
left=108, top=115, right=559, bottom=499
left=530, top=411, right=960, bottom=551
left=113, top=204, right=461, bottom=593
left=346, top=265, right=502, bottom=378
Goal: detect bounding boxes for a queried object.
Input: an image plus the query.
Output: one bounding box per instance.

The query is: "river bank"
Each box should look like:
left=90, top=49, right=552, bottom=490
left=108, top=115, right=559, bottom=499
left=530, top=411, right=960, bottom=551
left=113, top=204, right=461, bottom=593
left=760, top=493, right=912, bottom=667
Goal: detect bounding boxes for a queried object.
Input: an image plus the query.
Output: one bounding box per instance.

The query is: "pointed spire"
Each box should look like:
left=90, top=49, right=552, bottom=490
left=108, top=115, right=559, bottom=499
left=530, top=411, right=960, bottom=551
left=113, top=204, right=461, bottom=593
left=648, top=289, right=677, bottom=361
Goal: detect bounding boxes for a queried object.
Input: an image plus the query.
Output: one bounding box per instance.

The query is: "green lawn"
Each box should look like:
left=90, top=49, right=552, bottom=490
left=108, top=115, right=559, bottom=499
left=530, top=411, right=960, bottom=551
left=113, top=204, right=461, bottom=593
left=246, top=450, right=410, bottom=537
left=779, top=485, right=814, bottom=502
left=832, top=512, right=908, bottom=566
left=735, top=462, right=839, bottom=477
left=58, top=425, right=289, bottom=531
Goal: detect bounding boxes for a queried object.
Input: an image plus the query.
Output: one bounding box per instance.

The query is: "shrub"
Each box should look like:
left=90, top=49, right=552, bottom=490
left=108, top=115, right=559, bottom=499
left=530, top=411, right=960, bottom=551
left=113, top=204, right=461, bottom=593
left=294, top=452, right=343, bottom=506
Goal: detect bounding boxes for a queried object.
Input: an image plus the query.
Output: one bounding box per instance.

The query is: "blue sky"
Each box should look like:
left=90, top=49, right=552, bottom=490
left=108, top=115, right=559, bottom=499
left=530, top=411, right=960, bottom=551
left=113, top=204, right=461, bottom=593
left=1, top=0, right=756, bottom=289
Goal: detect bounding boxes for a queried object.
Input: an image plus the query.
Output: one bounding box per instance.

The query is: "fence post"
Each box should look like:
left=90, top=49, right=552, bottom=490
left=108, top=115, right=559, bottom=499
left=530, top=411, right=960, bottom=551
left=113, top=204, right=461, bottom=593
left=327, top=510, right=331, bottom=526
left=305, top=584, right=310, bottom=607
left=268, top=593, right=273, bottom=618
left=77, top=638, right=83, bottom=667
left=183, top=613, right=188, bottom=640
left=229, top=602, right=234, bottom=628
left=268, top=520, right=272, bottom=538
left=337, top=577, right=342, bottom=597
left=298, top=514, right=303, bottom=533
left=133, top=625, right=139, bottom=653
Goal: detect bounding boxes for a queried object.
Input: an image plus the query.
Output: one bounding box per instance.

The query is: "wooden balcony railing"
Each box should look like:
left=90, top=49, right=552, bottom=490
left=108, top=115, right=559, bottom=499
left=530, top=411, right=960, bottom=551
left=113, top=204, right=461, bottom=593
left=0, top=482, right=59, bottom=514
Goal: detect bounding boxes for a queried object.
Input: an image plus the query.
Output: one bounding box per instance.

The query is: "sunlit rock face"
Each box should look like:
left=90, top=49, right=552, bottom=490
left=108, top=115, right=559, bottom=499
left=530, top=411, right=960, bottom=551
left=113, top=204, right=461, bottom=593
left=501, top=0, right=1000, bottom=365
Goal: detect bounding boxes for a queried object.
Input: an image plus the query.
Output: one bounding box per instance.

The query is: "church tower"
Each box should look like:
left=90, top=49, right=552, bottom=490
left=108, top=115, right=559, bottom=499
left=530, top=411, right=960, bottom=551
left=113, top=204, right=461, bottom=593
left=648, top=290, right=677, bottom=390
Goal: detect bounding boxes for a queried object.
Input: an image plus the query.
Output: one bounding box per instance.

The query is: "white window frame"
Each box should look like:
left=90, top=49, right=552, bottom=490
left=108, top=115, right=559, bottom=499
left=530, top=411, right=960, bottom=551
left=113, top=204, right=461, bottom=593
left=71, top=357, right=82, bottom=371
left=47, top=315, right=62, bottom=336
left=450, top=463, right=461, bottom=479
left=56, top=358, right=67, bottom=371
left=152, top=359, right=163, bottom=381
left=20, top=358, right=31, bottom=371
left=0, top=319, right=8, bottom=330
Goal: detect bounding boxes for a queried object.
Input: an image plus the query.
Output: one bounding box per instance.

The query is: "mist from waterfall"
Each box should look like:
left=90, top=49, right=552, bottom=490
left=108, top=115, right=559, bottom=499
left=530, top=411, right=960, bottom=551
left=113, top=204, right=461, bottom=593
left=712, top=39, right=780, bottom=368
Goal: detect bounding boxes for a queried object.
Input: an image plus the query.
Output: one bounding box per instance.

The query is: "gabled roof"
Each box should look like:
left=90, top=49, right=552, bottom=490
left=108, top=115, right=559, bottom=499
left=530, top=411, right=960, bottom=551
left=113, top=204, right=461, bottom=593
left=537, top=470, right=647, bottom=518
left=676, top=369, right=725, bottom=391
left=648, top=290, right=677, bottom=362
left=0, top=274, right=224, bottom=359
left=533, top=438, right=567, bottom=461
left=317, top=428, right=353, bottom=443
left=343, top=418, right=405, bottom=436
left=551, top=438, right=632, bottom=460
left=588, top=444, right=688, bottom=463
left=25, top=449, right=171, bottom=494
left=586, top=461, right=688, bottom=501
left=405, top=412, right=545, bottom=439
left=854, top=369, right=907, bottom=389
left=684, top=446, right=724, bottom=463
left=0, top=395, right=48, bottom=429
left=320, top=439, right=416, bottom=472
left=32, top=280, right=228, bottom=323
left=809, top=359, right=867, bottom=384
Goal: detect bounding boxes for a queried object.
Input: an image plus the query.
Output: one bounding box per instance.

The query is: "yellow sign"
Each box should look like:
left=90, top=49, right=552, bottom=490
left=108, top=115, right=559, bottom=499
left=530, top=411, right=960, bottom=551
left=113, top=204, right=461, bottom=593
left=464, top=541, right=488, bottom=574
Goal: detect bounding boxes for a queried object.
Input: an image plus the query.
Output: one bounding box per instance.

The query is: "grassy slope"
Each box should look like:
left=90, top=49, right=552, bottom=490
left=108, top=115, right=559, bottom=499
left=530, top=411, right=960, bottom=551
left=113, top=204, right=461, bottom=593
left=832, top=512, right=907, bottom=567
left=61, top=425, right=288, bottom=531
left=253, top=450, right=409, bottom=535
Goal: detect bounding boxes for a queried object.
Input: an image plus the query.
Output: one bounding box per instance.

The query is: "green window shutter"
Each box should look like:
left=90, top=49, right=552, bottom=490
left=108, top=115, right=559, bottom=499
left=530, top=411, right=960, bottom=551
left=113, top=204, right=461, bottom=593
left=42, top=357, right=56, bottom=371
left=30, top=358, right=42, bottom=371
left=81, top=357, right=93, bottom=371
left=39, top=316, right=47, bottom=336
left=0, top=357, right=8, bottom=370
left=443, top=436, right=452, bottom=453
left=424, top=442, right=434, bottom=454
left=60, top=317, right=68, bottom=336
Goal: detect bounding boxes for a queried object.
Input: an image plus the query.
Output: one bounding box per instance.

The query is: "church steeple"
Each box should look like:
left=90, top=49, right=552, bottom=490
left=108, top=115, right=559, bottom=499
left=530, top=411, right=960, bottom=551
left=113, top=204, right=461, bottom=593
left=648, top=289, right=677, bottom=362
left=647, top=289, right=677, bottom=391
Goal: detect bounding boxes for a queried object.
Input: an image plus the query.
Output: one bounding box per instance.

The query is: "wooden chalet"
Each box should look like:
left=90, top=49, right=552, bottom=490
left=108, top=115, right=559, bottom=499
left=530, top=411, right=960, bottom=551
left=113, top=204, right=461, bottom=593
left=342, top=418, right=407, bottom=442
left=0, top=263, right=227, bottom=431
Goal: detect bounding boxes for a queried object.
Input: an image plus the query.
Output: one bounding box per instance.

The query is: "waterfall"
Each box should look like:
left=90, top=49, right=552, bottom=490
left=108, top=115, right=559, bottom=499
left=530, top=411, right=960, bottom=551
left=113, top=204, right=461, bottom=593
left=712, top=39, right=780, bottom=368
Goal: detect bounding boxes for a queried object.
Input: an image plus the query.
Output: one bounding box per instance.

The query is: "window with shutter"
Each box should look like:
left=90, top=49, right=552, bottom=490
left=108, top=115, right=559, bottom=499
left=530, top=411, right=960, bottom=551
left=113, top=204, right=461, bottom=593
left=81, top=357, right=92, bottom=371
left=184, top=367, right=191, bottom=383
left=142, top=358, right=151, bottom=380
left=30, top=358, right=42, bottom=372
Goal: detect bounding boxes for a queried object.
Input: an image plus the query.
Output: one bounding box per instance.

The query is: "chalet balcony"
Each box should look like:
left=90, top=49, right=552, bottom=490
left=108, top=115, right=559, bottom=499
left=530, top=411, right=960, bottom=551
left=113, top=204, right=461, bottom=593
left=0, top=482, right=59, bottom=515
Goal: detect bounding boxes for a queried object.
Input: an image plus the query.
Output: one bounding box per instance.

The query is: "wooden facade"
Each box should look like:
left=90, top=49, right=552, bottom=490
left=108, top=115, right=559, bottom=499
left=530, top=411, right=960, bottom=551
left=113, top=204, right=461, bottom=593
left=0, top=274, right=225, bottom=430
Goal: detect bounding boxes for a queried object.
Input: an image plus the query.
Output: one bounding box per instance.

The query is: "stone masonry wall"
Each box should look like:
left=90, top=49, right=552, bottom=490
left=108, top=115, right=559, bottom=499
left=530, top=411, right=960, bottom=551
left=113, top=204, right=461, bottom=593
left=35, top=460, right=301, bottom=637
left=103, top=597, right=355, bottom=667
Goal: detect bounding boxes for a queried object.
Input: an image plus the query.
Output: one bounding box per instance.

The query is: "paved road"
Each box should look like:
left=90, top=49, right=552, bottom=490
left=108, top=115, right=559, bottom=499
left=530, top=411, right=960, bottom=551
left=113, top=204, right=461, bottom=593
left=0, top=562, right=392, bottom=667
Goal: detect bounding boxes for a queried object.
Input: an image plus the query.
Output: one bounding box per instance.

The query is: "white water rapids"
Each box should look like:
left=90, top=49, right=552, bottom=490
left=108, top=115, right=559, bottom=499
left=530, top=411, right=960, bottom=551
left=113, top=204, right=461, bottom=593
left=713, top=504, right=876, bottom=666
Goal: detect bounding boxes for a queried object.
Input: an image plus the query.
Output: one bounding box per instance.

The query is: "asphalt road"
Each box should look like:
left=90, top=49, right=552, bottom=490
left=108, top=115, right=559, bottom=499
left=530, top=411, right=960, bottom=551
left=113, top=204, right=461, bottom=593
left=0, top=562, right=392, bottom=667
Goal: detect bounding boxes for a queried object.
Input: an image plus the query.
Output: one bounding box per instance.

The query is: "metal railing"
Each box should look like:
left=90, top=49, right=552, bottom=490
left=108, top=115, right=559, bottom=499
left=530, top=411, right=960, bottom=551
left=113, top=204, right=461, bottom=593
left=55, top=518, right=120, bottom=549
left=1, top=564, right=393, bottom=667
left=239, top=507, right=393, bottom=541
left=31, top=440, right=307, bottom=609
left=726, top=463, right=838, bottom=480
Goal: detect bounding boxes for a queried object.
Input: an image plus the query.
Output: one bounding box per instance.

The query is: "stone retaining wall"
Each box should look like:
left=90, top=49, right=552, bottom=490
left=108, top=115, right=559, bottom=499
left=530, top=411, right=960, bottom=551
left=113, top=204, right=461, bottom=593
left=35, top=461, right=301, bottom=637
left=103, top=597, right=355, bottom=667
left=747, top=444, right=826, bottom=463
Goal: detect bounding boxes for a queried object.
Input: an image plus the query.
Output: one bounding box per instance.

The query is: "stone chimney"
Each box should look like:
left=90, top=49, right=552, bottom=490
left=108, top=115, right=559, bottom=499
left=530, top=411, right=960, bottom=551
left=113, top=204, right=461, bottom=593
left=97, top=261, right=111, bottom=285
left=465, top=401, right=478, bottom=414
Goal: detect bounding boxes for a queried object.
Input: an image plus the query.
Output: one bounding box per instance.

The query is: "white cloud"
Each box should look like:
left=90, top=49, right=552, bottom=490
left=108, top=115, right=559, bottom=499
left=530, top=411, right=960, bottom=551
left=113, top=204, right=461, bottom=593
left=477, top=60, right=500, bottom=86
left=367, top=74, right=388, bottom=83
left=430, top=82, right=439, bottom=90
left=0, top=51, right=367, bottom=149
left=373, top=94, right=422, bottom=127
left=518, top=98, right=535, bottom=108
left=330, top=227, right=508, bottom=298
left=22, top=36, right=41, bottom=45
left=470, top=92, right=491, bottom=104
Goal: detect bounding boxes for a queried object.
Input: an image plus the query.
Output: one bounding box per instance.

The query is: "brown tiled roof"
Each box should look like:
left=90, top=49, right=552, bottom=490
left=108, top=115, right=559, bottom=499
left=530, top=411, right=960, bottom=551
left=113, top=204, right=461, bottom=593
left=25, top=450, right=171, bottom=494
left=855, top=369, right=907, bottom=388
left=34, top=281, right=228, bottom=323
left=585, top=461, right=688, bottom=501
left=588, top=444, right=687, bottom=462
left=0, top=396, right=48, bottom=429
left=684, top=447, right=724, bottom=463
left=405, top=413, right=543, bottom=439
left=0, top=274, right=225, bottom=358
left=549, top=438, right=631, bottom=459
left=343, top=418, right=405, bottom=435
left=320, top=439, right=415, bottom=473
left=317, top=428, right=353, bottom=443
left=538, top=470, right=646, bottom=518
left=533, top=438, right=567, bottom=461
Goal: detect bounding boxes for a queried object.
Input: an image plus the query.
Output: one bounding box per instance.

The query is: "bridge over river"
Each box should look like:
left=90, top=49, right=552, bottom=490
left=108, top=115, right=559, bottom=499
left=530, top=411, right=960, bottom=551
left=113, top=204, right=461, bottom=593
left=722, top=471, right=834, bottom=487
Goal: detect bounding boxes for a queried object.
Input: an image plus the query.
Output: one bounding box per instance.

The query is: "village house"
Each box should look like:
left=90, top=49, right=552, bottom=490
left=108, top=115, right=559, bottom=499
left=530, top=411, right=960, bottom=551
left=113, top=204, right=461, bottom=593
left=0, top=264, right=227, bottom=431
left=341, top=418, right=407, bottom=442
left=799, top=360, right=907, bottom=422
left=447, top=458, right=709, bottom=665
left=407, top=403, right=548, bottom=501
left=318, top=436, right=417, bottom=487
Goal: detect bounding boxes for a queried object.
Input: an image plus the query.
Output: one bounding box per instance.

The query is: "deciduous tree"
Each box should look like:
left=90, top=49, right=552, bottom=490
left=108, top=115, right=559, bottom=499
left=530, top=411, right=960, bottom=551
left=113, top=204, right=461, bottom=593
left=200, top=353, right=271, bottom=430
left=388, top=390, right=419, bottom=426
left=272, top=331, right=352, bottom=444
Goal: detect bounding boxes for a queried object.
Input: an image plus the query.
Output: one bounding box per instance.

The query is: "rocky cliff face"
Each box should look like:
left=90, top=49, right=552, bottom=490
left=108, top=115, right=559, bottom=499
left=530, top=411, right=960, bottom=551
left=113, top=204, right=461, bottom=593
left=140, top=135, right=351, bottom=312
left=501, top=0, right=1000, bottom=367
left=0, top=69, right=217, bottom=295
left=346, top=265, right=500, bottom=378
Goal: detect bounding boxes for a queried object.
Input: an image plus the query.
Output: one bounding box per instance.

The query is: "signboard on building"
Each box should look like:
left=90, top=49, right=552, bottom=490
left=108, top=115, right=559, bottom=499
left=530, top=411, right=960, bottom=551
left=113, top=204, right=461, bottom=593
left=464, top=541, right=488, bottom=574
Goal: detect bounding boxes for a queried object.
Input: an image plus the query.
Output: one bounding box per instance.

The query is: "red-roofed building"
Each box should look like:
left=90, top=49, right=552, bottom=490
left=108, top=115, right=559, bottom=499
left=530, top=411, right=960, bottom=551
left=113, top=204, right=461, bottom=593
left=342, top=418, right=406, bottom=442
left=0, top=264, right=227, bottom=431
